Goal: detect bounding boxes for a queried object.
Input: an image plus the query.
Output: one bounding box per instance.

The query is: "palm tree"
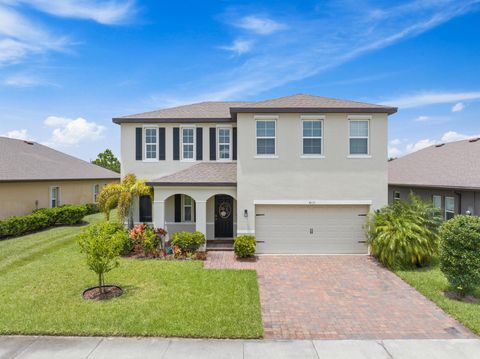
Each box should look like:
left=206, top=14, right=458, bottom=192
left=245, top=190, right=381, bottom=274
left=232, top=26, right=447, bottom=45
left=98, top=173, right=152, bottom=228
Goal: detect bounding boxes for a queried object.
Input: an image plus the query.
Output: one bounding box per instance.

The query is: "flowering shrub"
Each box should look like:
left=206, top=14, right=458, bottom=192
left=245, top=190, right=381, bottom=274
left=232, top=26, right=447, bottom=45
left=128, top=224, right=167, bottom=256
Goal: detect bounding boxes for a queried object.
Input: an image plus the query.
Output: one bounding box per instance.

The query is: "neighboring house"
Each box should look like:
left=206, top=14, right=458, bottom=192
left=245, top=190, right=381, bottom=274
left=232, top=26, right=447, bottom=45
left=0, top=137, right=120, bottom=219
left=114, top=94, right=397, bottom=254
left=389, top=138, right=480, bottom=219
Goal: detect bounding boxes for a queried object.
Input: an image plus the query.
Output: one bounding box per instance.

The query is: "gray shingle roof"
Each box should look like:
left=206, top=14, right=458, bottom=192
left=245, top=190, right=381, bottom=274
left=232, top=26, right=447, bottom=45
left=113, top=94, right=396, bottom=124
left=147, top=162, right=236, bottom=186
left=388, top=138, right=480, bottom=189
left=0, top=137, right=120, bottom=182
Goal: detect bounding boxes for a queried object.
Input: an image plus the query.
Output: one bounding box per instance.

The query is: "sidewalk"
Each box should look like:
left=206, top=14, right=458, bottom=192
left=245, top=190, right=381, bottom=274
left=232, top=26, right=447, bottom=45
left=1, top=336, right=480, bottom=359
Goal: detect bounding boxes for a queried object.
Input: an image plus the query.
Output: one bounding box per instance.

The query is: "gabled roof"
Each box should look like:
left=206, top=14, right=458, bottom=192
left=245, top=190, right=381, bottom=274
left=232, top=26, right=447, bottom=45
left=0, top=137, right=120, bottom=182
left=389, top=138, right=480, bottom=190
left=147, top=162, right=236, bottom=186
left=113, top=94, right=397, bottom=124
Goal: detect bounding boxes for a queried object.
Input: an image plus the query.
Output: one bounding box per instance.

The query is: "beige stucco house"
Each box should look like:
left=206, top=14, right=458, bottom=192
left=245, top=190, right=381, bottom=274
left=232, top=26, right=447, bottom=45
left=389, top=138, right=480, bottom=219
left=0, top=137, right=120, bottom=219
left=114, top=94, right=397, bottom=254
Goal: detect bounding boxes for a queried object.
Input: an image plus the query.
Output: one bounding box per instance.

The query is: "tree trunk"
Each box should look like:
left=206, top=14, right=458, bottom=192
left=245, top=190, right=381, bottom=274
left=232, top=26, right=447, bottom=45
left=98, top=273, right=104, bottom=293
left=128, top=204, right=134, bottom=229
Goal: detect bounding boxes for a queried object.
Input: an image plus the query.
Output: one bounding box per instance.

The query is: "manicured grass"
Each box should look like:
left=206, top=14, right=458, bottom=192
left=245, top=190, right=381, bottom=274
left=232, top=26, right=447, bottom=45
left=0, top=212, right=263, bottom=338
left=396, top=264, right=480, bottom=335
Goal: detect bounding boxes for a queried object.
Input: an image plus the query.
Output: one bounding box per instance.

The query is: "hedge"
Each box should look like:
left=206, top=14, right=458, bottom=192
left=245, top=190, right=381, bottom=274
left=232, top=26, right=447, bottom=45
left=0, top=204, right=89, bottom=239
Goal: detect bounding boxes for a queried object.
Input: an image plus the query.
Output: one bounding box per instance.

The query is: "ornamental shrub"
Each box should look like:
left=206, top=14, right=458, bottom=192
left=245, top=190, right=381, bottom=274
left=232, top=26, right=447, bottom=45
left=55, top=205, right=87, bottom=224
left=234, top=235, right=256, bottom=258
left=84, top=203, right=100, bottom=215
left=440, top=215, right=480, bottom=296
left=366, top=194, right=442, bottom=269
left=0, top=212, right=51, bottom=239
left=171, top=231, right=205, bottom=254
left=77, top=222, right=125, bottom=289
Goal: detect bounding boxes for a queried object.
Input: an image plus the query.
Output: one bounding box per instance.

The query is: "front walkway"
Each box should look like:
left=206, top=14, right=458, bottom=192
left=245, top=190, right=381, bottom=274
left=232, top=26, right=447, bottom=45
left=205, top=252, right=475, bottom=340
left=2, top=336, right=480, bottom=359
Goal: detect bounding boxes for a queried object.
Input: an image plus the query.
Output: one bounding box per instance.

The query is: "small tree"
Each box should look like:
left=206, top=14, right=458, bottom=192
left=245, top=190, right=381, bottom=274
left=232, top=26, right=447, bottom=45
left=77, top=222, right=125, bottom=291
left=97, top=173, right=152, bottom=227
left=92, top=149, right=121, bottom=173
left=440, top=215, right=480, bottom=296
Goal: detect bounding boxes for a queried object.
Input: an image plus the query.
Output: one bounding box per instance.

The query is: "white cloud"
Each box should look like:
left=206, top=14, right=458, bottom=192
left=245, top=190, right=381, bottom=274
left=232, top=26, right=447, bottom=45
left=406, top=139, right=436, bottom=153
left=441, top=131, right=480, bottom=143
left=235, top=15, right=286, bottom=35
left=451, top=102, right=465, bottom=112
left=2, top=73, right=54, bottom=87
left=388, top=146, right=402, bottom=158
left=381, top=91, right=480, bottom=109
left=220, top=39, right=254, bottom=55
left=390, top=138, right=402, bottom=145
left=44, top=116, right=106, bottom=146
left=8, top=0, right=136, bottom=25
left=2, top=128, right=31, bottom=140
left=414, top=115, right=430, bottom=121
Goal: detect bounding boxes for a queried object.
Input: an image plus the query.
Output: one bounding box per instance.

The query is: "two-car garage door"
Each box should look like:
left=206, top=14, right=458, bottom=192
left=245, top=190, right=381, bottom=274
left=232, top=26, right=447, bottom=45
left=255, top=205, right=369, bottom=254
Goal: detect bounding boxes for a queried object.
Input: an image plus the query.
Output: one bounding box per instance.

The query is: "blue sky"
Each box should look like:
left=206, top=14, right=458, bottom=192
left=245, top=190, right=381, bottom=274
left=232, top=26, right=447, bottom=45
left=1, top=0, right=480, bottom=160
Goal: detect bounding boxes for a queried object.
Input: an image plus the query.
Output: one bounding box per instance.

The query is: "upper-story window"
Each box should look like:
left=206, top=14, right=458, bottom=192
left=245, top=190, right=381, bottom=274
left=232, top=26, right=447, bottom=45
left=349, top=119, right=369, bottom=155
left=302, top=120, right=322, bottom=155
left=256, top=119, right=276, bottom=156
left=217, top=127, right=232, bottom=160
left=181, top=127, right=195, bottom=161
left=145, top=128, right=157, bottom=160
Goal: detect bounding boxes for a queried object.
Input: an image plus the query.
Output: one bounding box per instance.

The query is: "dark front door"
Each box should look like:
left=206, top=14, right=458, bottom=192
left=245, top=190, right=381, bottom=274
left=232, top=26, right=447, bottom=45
left=215, top=195, right=233, bottom=238
left=139, top=195, right=152, bottom=222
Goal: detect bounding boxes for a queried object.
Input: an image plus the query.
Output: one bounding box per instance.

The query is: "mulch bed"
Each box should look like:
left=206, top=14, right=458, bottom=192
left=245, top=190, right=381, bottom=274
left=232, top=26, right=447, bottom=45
left=83, top=285, right=123, bottom=301
left=444, top=290, right=480, bottom=304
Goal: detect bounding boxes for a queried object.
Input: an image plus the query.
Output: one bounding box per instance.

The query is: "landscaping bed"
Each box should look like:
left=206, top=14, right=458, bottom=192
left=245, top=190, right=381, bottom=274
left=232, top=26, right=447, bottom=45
left=0, top=212, right=263, bottom=338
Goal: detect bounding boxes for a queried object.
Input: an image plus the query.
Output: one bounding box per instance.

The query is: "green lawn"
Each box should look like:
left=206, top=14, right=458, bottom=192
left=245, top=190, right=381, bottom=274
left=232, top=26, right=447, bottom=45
left=396, top=264, right=480, bottom=335
left=0, top=212, right=263, bottom=338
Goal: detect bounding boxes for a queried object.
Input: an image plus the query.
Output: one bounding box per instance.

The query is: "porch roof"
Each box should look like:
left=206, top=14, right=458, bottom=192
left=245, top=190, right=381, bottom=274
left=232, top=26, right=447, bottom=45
left=147, top=162, right=237, bottom=187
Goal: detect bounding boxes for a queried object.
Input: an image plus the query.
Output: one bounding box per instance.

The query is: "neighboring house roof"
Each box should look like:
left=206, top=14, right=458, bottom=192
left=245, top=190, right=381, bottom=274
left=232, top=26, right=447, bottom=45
left=113, top=94, right=397, bottom=124
left=0, top=137, right=120, bottom=182
left=388, top=138, right=480, bottom=190
left=147, top=162, right=237, bottom=186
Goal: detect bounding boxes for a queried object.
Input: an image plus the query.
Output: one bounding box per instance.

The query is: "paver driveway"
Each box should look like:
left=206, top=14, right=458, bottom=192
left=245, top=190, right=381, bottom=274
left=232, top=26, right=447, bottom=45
left=205, top=252, right=474, bottom=340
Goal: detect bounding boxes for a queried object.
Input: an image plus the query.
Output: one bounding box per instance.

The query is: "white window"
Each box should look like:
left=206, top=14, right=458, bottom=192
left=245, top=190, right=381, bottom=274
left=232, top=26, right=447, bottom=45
left=432, top=195, right=442, bottom=209
left=394, top=191, right=401, bottom=201
left=349, top=119, right=369, bottom=155
left=93, top=184, right=100, bottom=203
left=302, top=120, right=322, bottom=155
left=181, top=127, right=195, bottom=160
left=182, top=195, right=194, bottom=222
left=144, top=128, right=157, bottom=160
left=50, top=186, right=60, bottom=208
left=217, top=127, right=232, bottom=160
left=256, top=119, right=276, bottom=156
left=445, top=197, right=455, bottom=220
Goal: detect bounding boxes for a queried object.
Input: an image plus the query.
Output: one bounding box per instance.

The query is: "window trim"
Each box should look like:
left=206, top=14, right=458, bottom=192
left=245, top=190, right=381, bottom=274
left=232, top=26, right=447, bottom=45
left=445, top=196, right=455, bottom=220
left=50, top=186, right=60, bottom=208
left=182, top=195, right=195, bottom=222
left=217, top=126, right=232, bottom=162
left=301, top=117, right=324, bottom=157
left=393, top=191, right=401, bottom=201
left=348, top=117, right=370, bottom=157
left=255, top=117, right=277, bottom=157
left=143, top=127, right=158, bottom=162
left=180, top=126, right=196, bottom=162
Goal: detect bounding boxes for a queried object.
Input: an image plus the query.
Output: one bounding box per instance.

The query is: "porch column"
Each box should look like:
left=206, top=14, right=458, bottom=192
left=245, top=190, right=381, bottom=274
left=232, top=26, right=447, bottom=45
left=152, top=200, right=165, bottom=229
left=195, top=200, right=207, bottom=249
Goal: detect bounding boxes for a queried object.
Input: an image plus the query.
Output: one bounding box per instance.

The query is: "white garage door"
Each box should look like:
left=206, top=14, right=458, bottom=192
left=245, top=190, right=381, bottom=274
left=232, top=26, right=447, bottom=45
left=255, top=205, right=369, bottom=254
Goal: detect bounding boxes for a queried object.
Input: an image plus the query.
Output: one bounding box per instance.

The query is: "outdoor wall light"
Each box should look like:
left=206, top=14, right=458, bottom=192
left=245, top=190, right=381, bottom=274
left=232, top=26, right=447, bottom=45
left=244, top=209, right=248, bottom=217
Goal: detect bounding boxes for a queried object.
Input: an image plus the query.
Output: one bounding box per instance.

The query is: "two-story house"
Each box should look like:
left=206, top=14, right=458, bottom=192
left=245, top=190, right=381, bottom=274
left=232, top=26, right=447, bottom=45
left=113, top=94, right=397, bottom=254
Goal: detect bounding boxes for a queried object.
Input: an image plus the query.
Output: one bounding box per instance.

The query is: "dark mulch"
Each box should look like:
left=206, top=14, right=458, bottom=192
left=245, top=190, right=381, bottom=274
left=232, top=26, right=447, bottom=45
left=444, top=290, right=480, bottom=304
left=83, top=285, right=123, bottom=301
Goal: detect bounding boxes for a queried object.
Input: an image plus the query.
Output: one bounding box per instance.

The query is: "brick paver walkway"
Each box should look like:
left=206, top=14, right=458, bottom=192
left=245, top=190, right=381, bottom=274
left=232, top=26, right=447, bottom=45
left=205, top=252, right=475, bottom=340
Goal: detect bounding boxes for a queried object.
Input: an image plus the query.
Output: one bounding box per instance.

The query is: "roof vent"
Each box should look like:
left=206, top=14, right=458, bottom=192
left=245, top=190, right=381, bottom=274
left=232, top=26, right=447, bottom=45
left=23, top=141, right=34, bottom=145
left=435, top=143, right=445, bottom=147
left=469, top=137, right=480, bottom=143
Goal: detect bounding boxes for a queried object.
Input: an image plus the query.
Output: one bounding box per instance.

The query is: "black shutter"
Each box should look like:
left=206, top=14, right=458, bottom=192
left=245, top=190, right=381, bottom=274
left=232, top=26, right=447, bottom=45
left=196, top=127, right=203, bottom=161
left=158, top=128, right=165, bottom=160
left=173, top=127, right=180, bottom=160
left=233, top=127, right=237, bottom=160
left=209, top=127, right=216, bottom=161
left=174, top=194, right=182, bottom=222
left=135, top=128, right=142, bottom=160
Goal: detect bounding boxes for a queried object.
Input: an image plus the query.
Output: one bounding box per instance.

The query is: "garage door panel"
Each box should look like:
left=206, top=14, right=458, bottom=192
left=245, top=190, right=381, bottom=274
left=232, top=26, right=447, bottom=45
left=255, top=205, right=368, bottom=254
